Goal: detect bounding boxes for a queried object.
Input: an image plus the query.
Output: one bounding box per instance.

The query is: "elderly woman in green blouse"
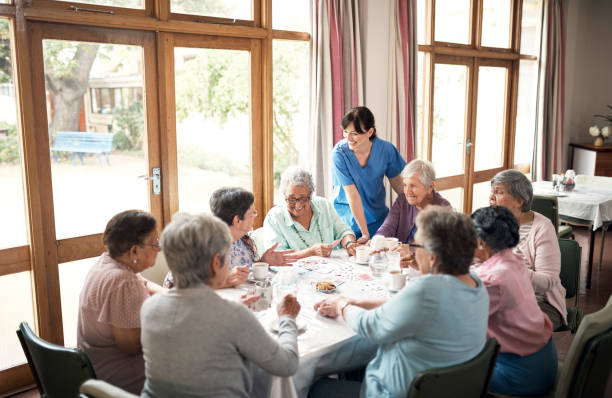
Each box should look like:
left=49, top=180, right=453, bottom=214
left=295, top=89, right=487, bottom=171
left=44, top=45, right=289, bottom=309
left=264, top=166, right=358, bottom=258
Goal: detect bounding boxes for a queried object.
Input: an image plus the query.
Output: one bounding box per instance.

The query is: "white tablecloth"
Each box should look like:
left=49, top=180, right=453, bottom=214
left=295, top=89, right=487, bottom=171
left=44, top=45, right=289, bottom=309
left=217, top=250, right=416, bottom=398
left=532, top=181, right=612, bottom=230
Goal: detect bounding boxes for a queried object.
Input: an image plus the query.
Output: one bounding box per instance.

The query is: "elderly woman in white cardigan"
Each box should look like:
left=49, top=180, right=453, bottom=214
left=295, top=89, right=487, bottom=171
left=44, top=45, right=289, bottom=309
left=488, top=169, right=567, bottom=330
left=140, top=212, right=301, bottom=398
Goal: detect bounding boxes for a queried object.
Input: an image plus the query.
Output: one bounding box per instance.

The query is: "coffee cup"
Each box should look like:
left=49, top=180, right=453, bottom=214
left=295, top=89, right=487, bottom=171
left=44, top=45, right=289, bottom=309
left=252, top=262, right=269, bottom=280
left=356, top=246, right=369, bottom=264
left=370, top=235, right=386, bottom=251
left=389, top=270, right=406, bottom=291
left=385, top=237, right=399, bottom=249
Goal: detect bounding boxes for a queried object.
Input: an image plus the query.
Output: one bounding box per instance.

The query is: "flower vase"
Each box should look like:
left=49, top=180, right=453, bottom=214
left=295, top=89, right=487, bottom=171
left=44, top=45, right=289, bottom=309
left=594, top=136, right=604, bottom=147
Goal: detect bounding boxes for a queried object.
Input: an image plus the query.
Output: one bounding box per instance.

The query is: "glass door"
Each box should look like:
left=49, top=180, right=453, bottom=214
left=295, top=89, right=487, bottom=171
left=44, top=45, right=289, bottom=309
left=29, top=22, right=162, bottom=346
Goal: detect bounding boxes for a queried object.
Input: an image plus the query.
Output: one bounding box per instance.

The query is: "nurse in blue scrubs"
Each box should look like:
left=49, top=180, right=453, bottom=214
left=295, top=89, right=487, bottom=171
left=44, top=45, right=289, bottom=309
left=332, top=107, right=406, bottom=241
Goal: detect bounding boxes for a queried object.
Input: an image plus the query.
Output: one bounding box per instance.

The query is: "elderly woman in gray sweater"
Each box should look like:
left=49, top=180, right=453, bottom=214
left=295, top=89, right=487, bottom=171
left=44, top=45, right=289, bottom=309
left=140, top=212, right=300, bottom=398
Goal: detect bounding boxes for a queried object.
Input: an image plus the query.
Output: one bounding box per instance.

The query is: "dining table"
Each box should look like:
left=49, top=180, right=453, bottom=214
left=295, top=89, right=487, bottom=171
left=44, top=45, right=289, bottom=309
left=217, top=249, right=419, bottom=398
left=532, top=180, right=612, bottom=288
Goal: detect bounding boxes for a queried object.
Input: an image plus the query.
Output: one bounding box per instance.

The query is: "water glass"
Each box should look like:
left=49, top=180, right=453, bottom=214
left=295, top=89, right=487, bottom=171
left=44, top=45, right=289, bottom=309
left=386, top=251, right=401, bottom=272
left=369, top=252, right=388, bottom=277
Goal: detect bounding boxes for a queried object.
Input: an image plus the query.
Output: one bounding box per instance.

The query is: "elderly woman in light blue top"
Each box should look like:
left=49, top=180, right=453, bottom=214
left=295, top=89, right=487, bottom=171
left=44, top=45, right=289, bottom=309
left=264, top=166, right=358, bottom=259
left=312, top=206, right=489, bottom=398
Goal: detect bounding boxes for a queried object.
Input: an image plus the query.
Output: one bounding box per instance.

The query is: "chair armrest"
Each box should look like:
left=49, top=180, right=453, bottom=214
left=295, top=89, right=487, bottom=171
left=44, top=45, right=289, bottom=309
left=79, top=379, right=139, bottom=398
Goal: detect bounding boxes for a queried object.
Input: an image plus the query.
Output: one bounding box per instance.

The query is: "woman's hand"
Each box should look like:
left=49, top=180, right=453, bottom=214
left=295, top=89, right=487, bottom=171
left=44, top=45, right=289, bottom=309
left=392, top=245, right=419, bottom=270
left=356, top=233, right=370, bottom=244
left=144, top=279, right=166, bottom=295
left=225, top=265, right=250, bottom=287
left=346, top=242, right=358, bottom=257
left=261, top=242, right=299, bottom=266
left=241, top=293, right=260, bottom=310
left=310, top=243, right=334, bottom=257
left=277, top=294, right=301, bottom=318
left=314, top=295, right=348, bottom=318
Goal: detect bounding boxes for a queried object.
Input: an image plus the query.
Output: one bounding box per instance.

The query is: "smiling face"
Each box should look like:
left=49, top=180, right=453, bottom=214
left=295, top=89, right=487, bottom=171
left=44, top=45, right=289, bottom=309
left=489, top=182, right=523, bottom=216
left=285, top=184, right=312, bottom=219
left=343, top=122, right=373, bottom=152
left=403, top=173, right=433, bottom=207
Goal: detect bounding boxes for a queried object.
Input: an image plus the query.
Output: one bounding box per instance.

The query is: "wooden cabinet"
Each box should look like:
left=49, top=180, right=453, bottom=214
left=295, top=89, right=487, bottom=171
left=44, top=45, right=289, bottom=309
left=569, top=143, right=612, bottom=176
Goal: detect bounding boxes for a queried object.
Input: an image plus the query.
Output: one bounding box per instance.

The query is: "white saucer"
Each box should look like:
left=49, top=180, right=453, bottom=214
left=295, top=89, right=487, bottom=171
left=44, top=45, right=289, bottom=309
left=269, top=317, right=307, bottom=333
left=349, top=256, right=369, bottom=265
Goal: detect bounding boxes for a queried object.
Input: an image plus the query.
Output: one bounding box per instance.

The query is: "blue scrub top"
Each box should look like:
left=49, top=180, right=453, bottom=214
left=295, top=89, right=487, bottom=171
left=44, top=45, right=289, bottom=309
left=332, top=138, right=406, bottom=237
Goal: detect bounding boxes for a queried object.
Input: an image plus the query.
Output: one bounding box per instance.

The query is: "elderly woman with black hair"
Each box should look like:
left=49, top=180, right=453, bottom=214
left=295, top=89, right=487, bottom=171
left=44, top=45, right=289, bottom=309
left=141, top=212, right=300, bottom=398
left=264, top=166, right=357, bottom=258
left=164, top=187, right=298, bottom=288
left=77, top=210, right=164, bottom=394
left=471, top=206, right=557, bottom=396
left=488, top=169, right=566, bottom=330
left=312, top=206, right=489, bottom=398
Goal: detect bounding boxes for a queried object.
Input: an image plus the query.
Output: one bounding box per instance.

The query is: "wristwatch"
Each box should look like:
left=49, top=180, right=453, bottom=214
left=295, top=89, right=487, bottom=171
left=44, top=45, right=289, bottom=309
left=344, top=240, right=357, bottom=249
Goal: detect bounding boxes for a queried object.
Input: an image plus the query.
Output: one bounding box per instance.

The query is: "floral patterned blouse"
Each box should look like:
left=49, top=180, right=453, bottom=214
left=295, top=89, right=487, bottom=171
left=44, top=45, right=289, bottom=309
left=163, top=236, right=258, bottom=289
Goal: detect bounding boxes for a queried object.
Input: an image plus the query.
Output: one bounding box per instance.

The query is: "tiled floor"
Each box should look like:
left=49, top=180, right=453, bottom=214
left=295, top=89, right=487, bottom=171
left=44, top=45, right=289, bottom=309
left=7, top=227, right=612, bottom=398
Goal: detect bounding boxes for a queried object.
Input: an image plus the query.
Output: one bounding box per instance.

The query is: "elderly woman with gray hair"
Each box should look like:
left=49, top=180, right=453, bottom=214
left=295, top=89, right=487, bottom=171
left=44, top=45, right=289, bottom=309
left=488, top=169, right=567, bottom=330
left=375, top=159, right=450, bottom=267
left=141, top=212, right=301, bottom=398
left=264, top=166, right=357, bottom=258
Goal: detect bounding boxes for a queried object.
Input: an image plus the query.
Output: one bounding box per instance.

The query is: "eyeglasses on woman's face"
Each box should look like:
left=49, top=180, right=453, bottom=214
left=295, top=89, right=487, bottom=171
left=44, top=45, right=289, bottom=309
left=407, top=242, right=425, bottom=250
left=285, top=196, right=310, bottom=206
left=342, top=129, right=361, bottom=140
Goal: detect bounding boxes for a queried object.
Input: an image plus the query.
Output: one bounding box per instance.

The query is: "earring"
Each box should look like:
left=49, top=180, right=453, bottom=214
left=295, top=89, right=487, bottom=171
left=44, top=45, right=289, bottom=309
left=133, top=259, right=137, bottom=264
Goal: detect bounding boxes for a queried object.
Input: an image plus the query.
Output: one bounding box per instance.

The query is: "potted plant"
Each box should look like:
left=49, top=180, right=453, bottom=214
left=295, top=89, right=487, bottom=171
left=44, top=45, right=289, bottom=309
left=592, top=105, right=612, bottom=146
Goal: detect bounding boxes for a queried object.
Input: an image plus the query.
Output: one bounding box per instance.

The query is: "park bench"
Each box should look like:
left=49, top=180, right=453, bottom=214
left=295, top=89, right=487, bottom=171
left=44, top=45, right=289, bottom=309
left=50, top=131, right=115, bottom=167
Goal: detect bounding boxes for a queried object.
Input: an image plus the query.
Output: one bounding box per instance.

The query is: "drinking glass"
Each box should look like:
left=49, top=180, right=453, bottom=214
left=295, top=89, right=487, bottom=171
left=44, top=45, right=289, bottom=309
left=369, top=252, right=388, bottom=277
left=387, top=251, right=401, bottom=272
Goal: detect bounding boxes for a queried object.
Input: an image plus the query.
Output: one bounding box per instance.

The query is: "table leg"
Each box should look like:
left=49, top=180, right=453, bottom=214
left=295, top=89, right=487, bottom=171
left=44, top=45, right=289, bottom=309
left=587, top=228, right=595, bottom=289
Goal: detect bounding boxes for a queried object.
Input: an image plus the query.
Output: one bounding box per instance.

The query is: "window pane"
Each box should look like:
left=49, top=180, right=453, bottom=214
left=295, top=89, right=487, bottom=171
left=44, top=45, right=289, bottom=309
left=432, top=63, right=468, bottom=178
left=438, top=187, right=463, bottom=211
left=60, top=257, right=96, bottom=348
left=55, top=0, right=143, bottom=9
left=417, top=0, right=426, bottom=44
left=514, top=60, right=538, bottom=166
left=416, top=52, right=425, bottom=154
left=471, top=181, right=491, bottom=212
left=0, top=272, right=35, bottom=369
left=0, top=19, right=28, bottom=250
left=175, top=48, right=251, bottom=213
left=435, top=0, right=471, bottom=44
left=43, top=41, right=149, bottom=239
left=171, top=0, right=252, bottom=20
left=474, top=66, right=507, bottom=172
left=520, top=0, right=542, bottom=56
left=481, top=0, right=511, bottom=48
left=273, top=0, right=310, bottom=32
left=273, top=40, right=309, bottom=204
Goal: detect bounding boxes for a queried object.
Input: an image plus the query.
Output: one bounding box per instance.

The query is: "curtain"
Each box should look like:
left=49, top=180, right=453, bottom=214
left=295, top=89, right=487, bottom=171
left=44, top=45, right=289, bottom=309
left=386, top=0, right=417, bottom=163
left=534, top=0, right=565, bottom=181
left=310, top=0, right=364, bottom=198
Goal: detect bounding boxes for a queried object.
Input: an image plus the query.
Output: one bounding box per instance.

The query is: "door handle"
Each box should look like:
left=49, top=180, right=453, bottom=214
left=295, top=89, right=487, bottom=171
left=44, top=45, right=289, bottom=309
left=466, top=138, right=473, bottom=156
left=138, top=168, right=161, bottom=195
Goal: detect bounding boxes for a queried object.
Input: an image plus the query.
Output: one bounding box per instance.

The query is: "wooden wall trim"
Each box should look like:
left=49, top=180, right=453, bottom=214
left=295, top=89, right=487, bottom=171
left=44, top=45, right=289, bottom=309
left=0, top=364, right=34, bottom=396
left=272, top=30, right=310, bottom=41
left=56, top=234, right=104, bottom=264
left=0, top=246, right=30, bottom=276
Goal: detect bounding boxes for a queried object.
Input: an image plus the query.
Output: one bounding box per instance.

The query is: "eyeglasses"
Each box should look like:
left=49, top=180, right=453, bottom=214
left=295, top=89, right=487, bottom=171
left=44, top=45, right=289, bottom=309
left=408, top=242, right=425, bottom=250
left=285, top=196, right=310, bottom=205
left=342, top=129, right=360, bottom=139
left=141, top=243, right=161, bottom=249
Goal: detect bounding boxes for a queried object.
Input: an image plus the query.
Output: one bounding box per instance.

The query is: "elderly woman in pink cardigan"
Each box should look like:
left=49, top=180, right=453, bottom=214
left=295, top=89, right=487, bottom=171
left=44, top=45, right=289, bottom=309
left=488, top=169, right=567, bottom=330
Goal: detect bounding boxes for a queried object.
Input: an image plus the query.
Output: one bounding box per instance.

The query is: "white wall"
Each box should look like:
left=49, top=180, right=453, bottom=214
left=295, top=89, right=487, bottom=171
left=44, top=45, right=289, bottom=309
left=360, top=0, right=391, bottom=139
left=564, top=0, right=612, bottom=166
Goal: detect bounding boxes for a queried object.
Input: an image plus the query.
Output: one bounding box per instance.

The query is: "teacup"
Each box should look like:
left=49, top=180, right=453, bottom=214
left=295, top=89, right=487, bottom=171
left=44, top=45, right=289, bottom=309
left=385, top=237, right=399, bottom=249
left=370, top=235, right=386, bottom=251
left=252, top=262, right=269, bottom=280
left=389, top=270, right=406, bottom=291
left=356, top=246, right=369, bottom=264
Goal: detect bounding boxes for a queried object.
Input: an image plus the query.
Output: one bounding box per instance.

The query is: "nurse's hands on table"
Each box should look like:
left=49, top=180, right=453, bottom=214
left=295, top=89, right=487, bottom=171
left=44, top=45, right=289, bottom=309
left=278, top=294, right=301, bottom=318
left=261, top=242, right=300, bottom=266
left=224, top=265, right=250, bottom=287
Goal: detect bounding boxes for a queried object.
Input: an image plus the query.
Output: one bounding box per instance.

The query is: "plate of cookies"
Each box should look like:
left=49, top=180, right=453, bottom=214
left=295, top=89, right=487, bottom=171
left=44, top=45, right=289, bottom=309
left=315, top=281, right=337, bottom=294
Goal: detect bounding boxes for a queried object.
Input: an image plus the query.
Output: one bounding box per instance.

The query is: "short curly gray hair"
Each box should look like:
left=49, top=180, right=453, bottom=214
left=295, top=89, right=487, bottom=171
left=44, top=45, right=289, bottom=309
left=490, top=169, right=533, bottom=212
left=401, top=159, right=436, bottom=187
left=279, top=166, right=315, bottom=197
left=161, top=212, right=232, bottom=289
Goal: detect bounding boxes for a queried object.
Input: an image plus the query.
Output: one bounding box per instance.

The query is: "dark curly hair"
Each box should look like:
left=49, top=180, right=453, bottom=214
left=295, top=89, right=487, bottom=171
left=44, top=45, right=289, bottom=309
left=471, top=206, right=520, bottom=253
left=341, top=106, right=378, bottom=140
left=103, top=210, right=157, bottom=258
left=210, top=187, right=254, bottom=226
left=415, top=206, right=477, bottom=275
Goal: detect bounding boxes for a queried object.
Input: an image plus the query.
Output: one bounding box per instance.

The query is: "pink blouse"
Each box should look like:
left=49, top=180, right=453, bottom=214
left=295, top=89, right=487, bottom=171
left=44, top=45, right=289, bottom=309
left=77, top=252, right=150, bottom=394
left=475, top=249, right=552, bottom=356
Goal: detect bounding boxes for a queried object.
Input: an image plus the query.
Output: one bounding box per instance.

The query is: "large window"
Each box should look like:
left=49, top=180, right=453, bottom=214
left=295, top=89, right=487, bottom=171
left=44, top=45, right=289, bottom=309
left=0, top=1, right=311, bottom=393
left=417, top=0, right=543, bottom=213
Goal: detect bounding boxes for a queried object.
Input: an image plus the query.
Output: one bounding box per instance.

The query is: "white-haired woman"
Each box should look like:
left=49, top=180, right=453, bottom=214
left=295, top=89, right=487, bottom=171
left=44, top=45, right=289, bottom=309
left=264, top=166, right=357, bottom=258
left=141, top=213, right=301, bottom=398
left=375, top=159, right=450, bottom=268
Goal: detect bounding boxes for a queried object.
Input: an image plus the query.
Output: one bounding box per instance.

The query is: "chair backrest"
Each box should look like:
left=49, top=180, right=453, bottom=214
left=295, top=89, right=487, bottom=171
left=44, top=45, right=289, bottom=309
left=249, top=227, right=266, bottom=258
left=559, top=239, right=581, bottom=299
left=406, top=339, right=500, bottom=398
left=575, top=175, right=612, bottom=189
left=16, top=321, right=96, bottom=398
left=532, top=195, right=560, bottom=233
left=556, top=295, right=612, bottom=398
